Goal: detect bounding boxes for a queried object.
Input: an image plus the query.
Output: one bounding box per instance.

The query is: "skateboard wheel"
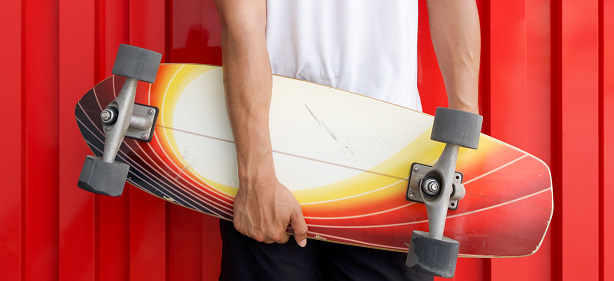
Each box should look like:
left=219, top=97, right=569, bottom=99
left=406, top=230, right=459, bottom=278
left=431, top=107, right=483, bottom=149
left=112, top=44, right=162, bottom=84
left=77, top=155, right=130, bottom=197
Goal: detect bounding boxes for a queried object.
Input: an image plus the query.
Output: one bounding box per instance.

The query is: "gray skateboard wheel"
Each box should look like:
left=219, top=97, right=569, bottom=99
left=112, top=44, right=162, bottom=84
left=406, top=231, right=459, bottom=278
left=77, top=155, right=130, bottom=197
left=431, top=107, right=483, bottom=149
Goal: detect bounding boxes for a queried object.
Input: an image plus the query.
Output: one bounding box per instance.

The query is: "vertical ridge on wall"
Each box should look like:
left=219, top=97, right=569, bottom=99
left=558, top=1, right=600, bottom=280
left=550, top=0, right=563, bottom=279
left=164, top=0, right=174, bottom=267
left=24, top=0, right=61, bottom=280
left=25, top=0, right=62, bottom=278
left=0, top=0, right=23, bottom=279
left=166, top=0, right=172, bottom=61
left=599, top=2, right=604, bottom=280
left=21, top=1, right=28, bottom=279
left=59, top=0, right=97, bottom=279
left=601, top=1, right=614, bottom=280
left=525, top=1, right=553, bottom=279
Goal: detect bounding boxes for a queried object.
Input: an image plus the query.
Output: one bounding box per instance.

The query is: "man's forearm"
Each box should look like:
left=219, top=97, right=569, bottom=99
left=427, top=0, right=481, bottom=114
left=216, top=0, right=276, bottom=181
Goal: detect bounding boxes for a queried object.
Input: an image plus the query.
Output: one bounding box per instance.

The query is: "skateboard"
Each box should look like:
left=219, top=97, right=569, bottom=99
left=76, top=45, right=553, bottom=277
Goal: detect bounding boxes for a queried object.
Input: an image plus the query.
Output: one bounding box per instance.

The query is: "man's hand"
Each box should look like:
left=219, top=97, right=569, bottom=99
left=233, top=176, right=308, bottom=246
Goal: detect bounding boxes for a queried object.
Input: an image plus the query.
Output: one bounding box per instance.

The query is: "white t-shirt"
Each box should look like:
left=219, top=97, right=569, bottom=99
left=266, top=0, right=421, bottom=111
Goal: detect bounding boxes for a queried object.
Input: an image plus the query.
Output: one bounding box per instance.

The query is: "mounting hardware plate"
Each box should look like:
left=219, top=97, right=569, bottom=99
left=102, top=103, right=158, bottom=142
left=406, top=163, right=463, bottom=210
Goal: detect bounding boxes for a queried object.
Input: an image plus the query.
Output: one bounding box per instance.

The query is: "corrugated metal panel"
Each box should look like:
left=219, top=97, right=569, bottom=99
left=1, top=0, right=612, bottom=280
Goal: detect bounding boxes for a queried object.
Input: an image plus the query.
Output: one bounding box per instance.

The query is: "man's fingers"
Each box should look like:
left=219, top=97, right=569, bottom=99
left=275, top=232, right=291, bottom=244
left=235, top=221, right=291, bottom=244
left=290, top=209, right=309, bottom=247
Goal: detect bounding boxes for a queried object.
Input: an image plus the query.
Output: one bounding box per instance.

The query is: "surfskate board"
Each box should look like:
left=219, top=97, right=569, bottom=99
left=75, top=61, right=552, bottom=259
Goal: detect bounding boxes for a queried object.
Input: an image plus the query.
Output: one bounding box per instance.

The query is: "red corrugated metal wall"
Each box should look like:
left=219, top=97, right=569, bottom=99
left=0, top=0, right=611, bottom=280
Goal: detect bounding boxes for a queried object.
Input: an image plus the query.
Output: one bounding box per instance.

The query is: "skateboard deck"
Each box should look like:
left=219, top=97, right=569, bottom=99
left=75, top=63, right=552, bottom=258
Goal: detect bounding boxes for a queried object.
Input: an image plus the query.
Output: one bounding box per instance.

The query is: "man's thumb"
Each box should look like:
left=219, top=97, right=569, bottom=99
left=291, top=210, right=308, bottom=247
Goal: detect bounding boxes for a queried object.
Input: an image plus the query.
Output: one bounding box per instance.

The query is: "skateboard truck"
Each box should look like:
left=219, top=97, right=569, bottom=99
left=406, top=107, right=482, bottom=278
left=77, top=44, right=162, bottom=197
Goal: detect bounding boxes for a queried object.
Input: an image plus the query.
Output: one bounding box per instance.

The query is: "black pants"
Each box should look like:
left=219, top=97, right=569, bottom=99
left=219, top=220, right=434, bottom=281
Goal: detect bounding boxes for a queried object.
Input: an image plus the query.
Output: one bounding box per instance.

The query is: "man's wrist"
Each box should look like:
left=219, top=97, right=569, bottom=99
left=237, top=152, right=277, bottom=184
left=449, top=103, right=479, bottom=115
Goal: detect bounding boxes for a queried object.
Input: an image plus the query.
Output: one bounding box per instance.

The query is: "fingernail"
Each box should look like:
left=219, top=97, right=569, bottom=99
left=299, top=239, right=307, bottom=247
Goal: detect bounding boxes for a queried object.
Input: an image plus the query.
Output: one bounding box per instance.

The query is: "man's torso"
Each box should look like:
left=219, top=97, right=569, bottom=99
left=266, top=0, right=422, bottom=111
